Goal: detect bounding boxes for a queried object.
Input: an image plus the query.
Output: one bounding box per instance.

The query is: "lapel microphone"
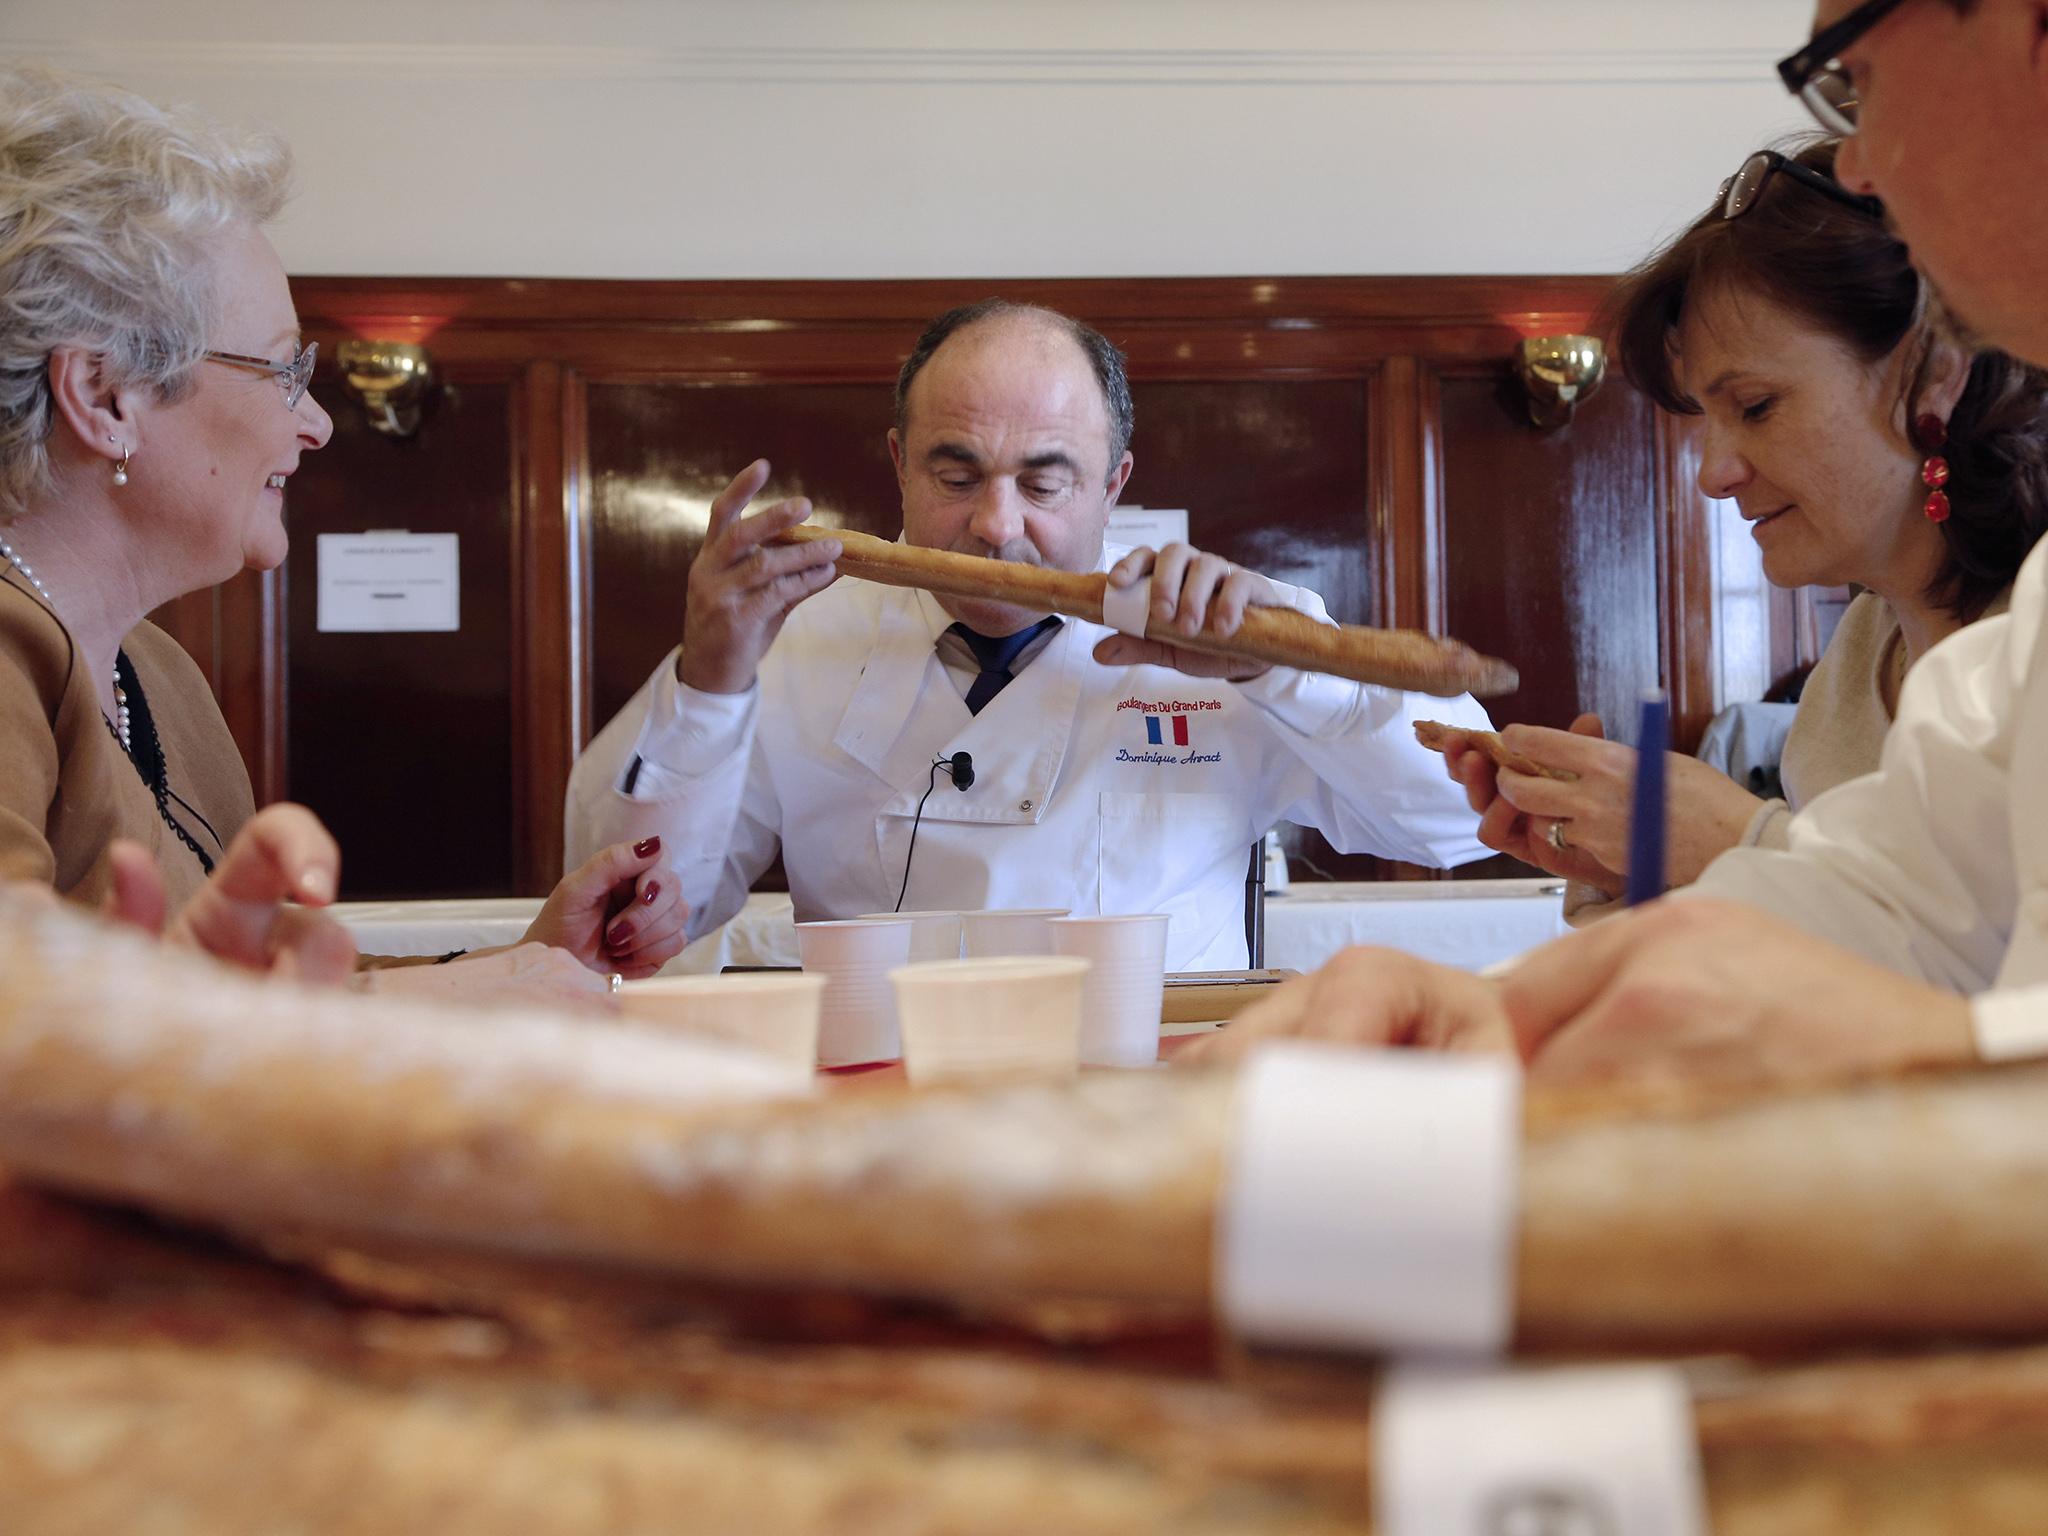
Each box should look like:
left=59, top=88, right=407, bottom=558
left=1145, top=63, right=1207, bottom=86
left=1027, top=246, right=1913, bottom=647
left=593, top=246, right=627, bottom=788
left=894, top=751, right=976, bottom=911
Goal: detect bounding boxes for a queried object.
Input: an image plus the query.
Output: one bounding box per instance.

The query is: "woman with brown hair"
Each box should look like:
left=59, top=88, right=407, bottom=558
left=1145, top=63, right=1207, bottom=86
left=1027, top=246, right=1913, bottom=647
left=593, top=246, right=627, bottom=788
left=1439, top=137, right=2048, bottom=910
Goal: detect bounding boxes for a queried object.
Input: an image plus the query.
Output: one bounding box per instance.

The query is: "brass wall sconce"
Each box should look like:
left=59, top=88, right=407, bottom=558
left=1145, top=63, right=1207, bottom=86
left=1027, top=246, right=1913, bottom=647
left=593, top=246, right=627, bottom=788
left=1515, top=335, right=1606, bottom=429
left=337, top=340, right=435, bottom=437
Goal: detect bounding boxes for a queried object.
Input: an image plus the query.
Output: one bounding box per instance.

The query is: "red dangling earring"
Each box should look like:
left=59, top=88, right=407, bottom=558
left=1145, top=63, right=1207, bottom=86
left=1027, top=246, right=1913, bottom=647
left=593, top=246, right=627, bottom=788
left=1916, top=413, right=1952, bottom=522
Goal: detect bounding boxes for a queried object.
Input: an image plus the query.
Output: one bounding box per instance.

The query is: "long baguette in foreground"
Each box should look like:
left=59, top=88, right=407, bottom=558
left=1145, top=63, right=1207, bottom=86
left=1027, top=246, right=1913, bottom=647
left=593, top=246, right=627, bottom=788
left=775, top=524, right=1519, bottom=697
left=10, top=1198, right=2048, bottom=1536
left=8, top=896, right=2048, bottom=1349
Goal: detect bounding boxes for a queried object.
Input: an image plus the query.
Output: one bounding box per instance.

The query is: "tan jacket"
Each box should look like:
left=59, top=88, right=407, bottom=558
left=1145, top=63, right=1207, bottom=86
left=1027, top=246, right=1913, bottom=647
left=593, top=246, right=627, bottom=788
left=0, top=570, right=252, bottom=911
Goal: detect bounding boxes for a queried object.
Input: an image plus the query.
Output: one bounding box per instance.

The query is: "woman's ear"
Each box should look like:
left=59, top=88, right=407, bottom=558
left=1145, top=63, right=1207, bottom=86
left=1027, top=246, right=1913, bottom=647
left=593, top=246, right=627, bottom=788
left=1918, top=335, right=1975, bottom=426
left=45, top=345, right=136, bottom=469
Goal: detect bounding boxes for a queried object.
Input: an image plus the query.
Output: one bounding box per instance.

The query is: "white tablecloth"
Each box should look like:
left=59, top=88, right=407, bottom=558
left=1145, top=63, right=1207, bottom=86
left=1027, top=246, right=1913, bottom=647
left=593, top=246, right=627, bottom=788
left=335, top=879, right=1567, bottom=977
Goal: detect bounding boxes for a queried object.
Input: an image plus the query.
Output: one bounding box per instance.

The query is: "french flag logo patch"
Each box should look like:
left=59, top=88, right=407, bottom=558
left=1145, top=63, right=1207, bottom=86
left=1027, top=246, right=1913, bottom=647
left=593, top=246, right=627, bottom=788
left=1144, top=715, right=1192, bottom=748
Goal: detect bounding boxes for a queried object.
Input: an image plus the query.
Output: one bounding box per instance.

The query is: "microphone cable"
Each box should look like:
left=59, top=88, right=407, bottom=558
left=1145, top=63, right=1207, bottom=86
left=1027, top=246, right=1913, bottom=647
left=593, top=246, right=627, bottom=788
left=893, top=751, right=974, bottom=912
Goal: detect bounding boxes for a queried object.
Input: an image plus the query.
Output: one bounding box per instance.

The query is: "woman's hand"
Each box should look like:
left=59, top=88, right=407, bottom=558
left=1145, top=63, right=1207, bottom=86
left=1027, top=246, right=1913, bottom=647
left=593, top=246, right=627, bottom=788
left=366, top=941, right=615, bottom=1012
left=522, top=835, right=688, bottom=979
left=1491, top=717, right=1766, bottom=893
left=101, top=804, right=358, bottom=985
left=1432, top=716, right=1627, bottom=893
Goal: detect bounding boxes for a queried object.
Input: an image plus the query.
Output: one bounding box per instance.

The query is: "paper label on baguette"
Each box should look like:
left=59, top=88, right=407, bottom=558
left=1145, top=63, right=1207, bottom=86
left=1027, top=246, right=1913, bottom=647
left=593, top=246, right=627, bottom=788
left=1216, top=1043, right=1519, bottom=1356
left=1375, top=1364, right=1706, bottom=1536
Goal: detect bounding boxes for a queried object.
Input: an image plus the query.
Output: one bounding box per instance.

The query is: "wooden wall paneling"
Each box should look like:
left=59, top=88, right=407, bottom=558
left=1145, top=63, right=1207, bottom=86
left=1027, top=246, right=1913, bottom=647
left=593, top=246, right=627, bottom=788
left=281, top=348, right=521, bottom=900
left=148, top=561, right=283, bottom=805
left=1433, top=360, right=1665, bottom=878
left=564, top=369, right=594, bottom=795
left=217, top=570, right=284, bottom=807
left=583, top=379, right=905, bottom=737
left=259, top=276, right=1659, bottom=900
left=1373, top=355, right=1432, bottom=634
left=288, top=276, right=1624, bottom=339
left=1656, top=414, right=1719, bottom=753
left=512, top=359, right=574, bottom=894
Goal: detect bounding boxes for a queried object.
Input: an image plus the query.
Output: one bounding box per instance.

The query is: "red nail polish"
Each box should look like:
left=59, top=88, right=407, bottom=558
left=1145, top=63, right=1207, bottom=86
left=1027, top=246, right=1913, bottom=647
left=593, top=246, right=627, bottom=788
left=641, top=881, right=660, bottom=905
left=633, top=836, right=661, bottom=858
left=607, top=924, right=631, bottom=948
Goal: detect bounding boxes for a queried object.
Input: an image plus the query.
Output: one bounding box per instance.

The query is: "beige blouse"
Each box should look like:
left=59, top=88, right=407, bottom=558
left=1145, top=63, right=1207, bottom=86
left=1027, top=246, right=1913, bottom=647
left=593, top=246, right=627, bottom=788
left=1565, top=586, right=2009, bottom=922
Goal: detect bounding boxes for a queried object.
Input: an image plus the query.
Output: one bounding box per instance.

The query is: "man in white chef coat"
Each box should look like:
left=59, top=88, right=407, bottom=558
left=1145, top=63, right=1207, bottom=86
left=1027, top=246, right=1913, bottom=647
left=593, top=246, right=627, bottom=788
left=565, top=300, right=1494, bottom=969
left=1199, top=0, right=2048, bottom=1074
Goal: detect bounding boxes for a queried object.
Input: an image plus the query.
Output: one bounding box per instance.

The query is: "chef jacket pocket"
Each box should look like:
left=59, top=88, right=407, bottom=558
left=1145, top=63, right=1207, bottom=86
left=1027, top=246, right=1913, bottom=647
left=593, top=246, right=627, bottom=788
left=1096, top=790, right=1247, bottom=932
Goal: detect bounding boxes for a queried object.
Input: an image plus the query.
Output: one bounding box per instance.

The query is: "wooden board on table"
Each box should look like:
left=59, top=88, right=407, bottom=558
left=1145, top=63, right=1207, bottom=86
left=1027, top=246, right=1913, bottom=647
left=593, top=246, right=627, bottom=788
left=1161, top=969, right=1296, bottom=1026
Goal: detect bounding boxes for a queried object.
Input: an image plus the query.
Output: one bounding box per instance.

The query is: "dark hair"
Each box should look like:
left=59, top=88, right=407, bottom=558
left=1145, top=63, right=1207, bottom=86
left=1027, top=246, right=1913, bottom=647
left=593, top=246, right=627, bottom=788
left=894, top=299, right=1135, bottom=478
left=1606, top=136, right=2048, bottom=618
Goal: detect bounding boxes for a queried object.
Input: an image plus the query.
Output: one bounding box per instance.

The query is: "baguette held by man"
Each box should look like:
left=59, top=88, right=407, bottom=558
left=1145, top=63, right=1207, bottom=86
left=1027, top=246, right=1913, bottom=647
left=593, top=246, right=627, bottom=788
left=772, top=524, right=1519, bottom=698
left=11, top=896, right=2048, bottom=1356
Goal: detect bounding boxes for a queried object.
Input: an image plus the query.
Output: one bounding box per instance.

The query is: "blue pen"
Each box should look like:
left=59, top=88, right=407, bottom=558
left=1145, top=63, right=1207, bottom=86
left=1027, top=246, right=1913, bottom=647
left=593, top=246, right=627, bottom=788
left=1625, top=689, right=1669, bottom=907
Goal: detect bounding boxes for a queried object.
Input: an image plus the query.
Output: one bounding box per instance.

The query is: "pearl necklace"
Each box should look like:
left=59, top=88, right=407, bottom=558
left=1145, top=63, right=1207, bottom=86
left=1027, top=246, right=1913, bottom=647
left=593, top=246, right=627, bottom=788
left=0, top=530, right=130, bottom=754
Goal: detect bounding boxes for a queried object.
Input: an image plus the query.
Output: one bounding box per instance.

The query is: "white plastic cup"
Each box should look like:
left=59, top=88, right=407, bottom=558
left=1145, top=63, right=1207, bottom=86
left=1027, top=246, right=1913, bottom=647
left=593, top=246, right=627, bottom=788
left=1047, top=914, right=1171, bottom=1067
left=959, top=908, right=1070, bottom=958
left=616, top=973, right=825, bottom=1079
left=856, top=909, right=962, bottom=962
left=796, top=918, right=915, bottom=1065
left=889, top=956, right=1090, bottom=1086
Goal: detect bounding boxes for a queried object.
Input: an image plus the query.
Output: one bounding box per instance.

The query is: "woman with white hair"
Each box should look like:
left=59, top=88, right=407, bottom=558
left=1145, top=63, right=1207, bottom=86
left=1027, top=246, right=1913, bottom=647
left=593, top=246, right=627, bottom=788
left=0, top=66, right=687, bottom=989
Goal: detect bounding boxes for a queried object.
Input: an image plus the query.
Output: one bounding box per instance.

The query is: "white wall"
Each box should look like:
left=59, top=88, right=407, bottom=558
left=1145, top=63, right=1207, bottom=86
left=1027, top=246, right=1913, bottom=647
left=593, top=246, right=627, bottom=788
left=3, top=0, right=1817, bottom=279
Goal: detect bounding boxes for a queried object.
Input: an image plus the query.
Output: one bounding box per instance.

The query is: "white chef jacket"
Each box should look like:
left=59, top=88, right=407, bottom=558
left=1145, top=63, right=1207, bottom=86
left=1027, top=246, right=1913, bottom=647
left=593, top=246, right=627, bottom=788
left=566, top=551, right=1495, bottom=971
left=1693, top=536, right=2048, bottom=1060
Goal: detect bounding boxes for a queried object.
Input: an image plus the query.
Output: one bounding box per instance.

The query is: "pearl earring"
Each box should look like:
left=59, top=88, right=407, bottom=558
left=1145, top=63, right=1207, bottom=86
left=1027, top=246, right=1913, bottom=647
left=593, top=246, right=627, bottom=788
left=110, top=436, right=129, bottom=488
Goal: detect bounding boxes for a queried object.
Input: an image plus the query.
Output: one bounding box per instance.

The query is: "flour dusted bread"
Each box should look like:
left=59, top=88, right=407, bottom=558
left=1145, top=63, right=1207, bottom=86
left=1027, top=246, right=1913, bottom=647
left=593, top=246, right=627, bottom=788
left=776, top=524, right=1519, bottom=696
left=10, top=1191, right=2048, bottom=1535
left=0, top=893, right=1227, bottom=1305
left=12, top=894, right=2048, bottom=1349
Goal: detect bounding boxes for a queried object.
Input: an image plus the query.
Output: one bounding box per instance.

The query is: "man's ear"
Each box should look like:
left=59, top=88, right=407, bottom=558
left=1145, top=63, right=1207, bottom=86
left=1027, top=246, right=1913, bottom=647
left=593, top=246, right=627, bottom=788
left=45, top=345, right=133, bottom=468
left=886, top=426, right=907, bottom=486
left=1103, top=450, right=1134, bottom=508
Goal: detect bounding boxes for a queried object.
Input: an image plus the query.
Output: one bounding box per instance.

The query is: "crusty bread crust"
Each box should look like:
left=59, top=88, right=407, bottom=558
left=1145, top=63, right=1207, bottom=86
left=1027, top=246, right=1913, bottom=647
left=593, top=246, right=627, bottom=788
left=1414, top=719, right=1578, bottom=781
left=777, top=525, right=1520, bottom=697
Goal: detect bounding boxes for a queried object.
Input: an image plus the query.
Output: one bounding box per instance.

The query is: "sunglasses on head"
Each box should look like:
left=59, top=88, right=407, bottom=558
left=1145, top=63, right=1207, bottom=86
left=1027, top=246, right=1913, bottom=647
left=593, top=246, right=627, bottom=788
left=1717, top=149, right=1886, bottom=222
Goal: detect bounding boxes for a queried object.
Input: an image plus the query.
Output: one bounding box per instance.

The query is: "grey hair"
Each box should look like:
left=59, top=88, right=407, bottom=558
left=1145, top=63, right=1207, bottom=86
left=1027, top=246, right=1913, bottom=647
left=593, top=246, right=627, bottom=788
left=895, top=299, right=1136, bottom=476
left=0, top=64, right=291, bottom=519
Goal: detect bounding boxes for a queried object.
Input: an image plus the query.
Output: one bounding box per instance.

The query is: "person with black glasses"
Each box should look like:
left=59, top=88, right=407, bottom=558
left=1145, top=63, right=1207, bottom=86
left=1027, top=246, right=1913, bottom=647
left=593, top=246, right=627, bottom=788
left=1429, top=138, right=2048, bottom=925
left=1196, top=0, right=2048, bottom=1081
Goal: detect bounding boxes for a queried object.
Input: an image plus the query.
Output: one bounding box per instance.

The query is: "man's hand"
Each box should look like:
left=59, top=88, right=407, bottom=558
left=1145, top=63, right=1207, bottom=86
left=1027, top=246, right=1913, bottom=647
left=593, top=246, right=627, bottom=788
left=1182, top=899, right=1976, bottom=1092
left=523, top=835, right=688, bottom=979
left=1503, top=898, right=1976, bottom=1087
left=103, top=805, right=358, bottom=985
left=676, top=459, right=841, bottom=695
left=1180, top=946, right=1516, bottom=1064
left=1092, top=542, right=1281, bottom=681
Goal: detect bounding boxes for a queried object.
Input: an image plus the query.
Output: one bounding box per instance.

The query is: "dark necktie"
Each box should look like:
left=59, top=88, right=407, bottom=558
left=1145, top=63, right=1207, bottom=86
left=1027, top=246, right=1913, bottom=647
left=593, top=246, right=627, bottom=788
left=950, top=616, right=1062, bottom=715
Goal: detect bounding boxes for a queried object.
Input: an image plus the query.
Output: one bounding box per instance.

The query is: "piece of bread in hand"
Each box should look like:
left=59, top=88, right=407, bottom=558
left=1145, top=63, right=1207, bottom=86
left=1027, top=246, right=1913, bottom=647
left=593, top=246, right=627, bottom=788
left=1413, top=720, right=1578, bottom=782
